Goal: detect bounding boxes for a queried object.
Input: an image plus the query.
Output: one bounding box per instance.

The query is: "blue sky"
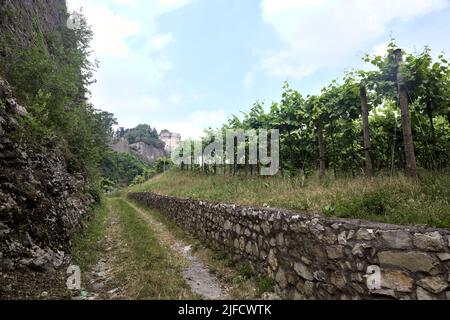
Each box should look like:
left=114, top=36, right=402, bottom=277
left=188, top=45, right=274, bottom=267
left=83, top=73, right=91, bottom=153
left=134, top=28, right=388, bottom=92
left=67, top=0, right=450, bottom=139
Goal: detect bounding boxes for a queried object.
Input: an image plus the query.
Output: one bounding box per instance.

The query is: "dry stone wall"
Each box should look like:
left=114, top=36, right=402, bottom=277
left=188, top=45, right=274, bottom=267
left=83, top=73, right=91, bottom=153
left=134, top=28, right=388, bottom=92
left=128, top=192, right=450, bottom=300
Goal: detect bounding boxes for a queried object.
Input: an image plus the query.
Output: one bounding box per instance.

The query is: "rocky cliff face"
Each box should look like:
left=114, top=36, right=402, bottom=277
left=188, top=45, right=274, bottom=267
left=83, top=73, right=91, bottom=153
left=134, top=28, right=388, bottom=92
left=0, top=0, right=67, bottom=49
left=112, top=138, right=167, bottom=163
left=0, top=1, right=92, bottom=271
left=0, top=78, right=92, bottom=271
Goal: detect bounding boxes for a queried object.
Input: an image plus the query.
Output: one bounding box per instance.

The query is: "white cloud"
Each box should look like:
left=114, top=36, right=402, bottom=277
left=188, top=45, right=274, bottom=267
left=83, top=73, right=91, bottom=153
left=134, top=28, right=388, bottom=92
left=157, top=0, right=192, bottom=10
left=244, top=70, right=255, bottom=89
left=372, top=42, right=390, bottom=57
left=258, top=0, right=449, bottom=79
left=112, top=0, right=140, bottom=8
left=168, top=92, right=185, bottom=105
left=66, top=0, right=197, bottom=134
left=67, top=1, right=142, bottom=58
left=260, top=50, right=319, bottom=80
left=139, top=95, right=165, bottom=112
left=150, top=33, right=174, bottom=51
left=153, top=109, right=227, bottom=140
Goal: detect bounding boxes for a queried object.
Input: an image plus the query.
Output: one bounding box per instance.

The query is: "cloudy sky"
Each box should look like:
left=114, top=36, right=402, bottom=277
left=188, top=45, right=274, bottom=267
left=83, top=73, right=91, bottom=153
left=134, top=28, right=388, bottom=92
left=67, top=0, right=450, bottom=139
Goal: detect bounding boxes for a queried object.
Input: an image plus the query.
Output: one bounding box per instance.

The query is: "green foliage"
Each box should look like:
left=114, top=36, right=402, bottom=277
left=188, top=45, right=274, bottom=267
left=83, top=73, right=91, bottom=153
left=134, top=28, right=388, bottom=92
left=206, top=40, right=450, bottom=176
left=110, top=199, right=195, bottom=299
left=134, top=170, right=450, bottom=229
left=1, top=11, right=117, bottom=183
left=322, top=205, right=336, bottom=216
left=100, top=151, right=172, bottom=188
left=154, top=157, right=174, bottom=173
left=118, top=124, right=165, bottom=149
left=0, top=2, right=18, bottom=20
left=335, top=189, right=398, bottom=217
left=237, top=262, right=255, bottom=279
left=101, top=177, right=116, bottom=193
left=71, top=201, right=109, bottom=270
left=131, top=168, right=157, bottom=186
left=100, top=151, right=148, bottom=187
left=257, top=277, right=275, bottom=295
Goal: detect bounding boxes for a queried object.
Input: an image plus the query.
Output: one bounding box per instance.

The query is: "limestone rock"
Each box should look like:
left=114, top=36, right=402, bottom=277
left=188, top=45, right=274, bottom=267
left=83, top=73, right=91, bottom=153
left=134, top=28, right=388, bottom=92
left=331, top=223, right=341, bottom=230
left=268, top=250, right=278, bottom=270
left=416, top=287, right=436, bottom=300
left=261, top=222, right=272, bottom=235
left=338, top=231, right=347, bottom=245
left=223, top=220, right=232, bottom=231
left=381, top=270, right=414, bottom=293
left=294, top=262, right=313, bottom=281
left=313, top=270, right=327, bottom=282
left=376, top=230, right=412, bottom=249
left=275, top=268, right=287, bottom=289
left=372, top=289, right=397, bottom=299
left=436, top=253, right=450, bottom=262
left=239, top=237, right=246, bottom=251
left=326, top=245, right=344, bottom=259
left=413, top=232, right=445, bottom=252
left=293, top=291, right=305, bottom=300
left=330, top=272, right=347, bottom=290
left=417, top=276, right=448, bottom=294
left=370, top=289, right=397, bottom=299
left=261, top=292, right=281, bottom=300
left=301, top=256, right=311, bottom=265
left=352, top=243, right=371, bottom=258
left=276, top=233, right=284, bottom=247
left=322, top=232, right=338, bottom=245
left=378, top=251, right=436, bottom=273
left=303, top=281, right=315, bottom=296
left=356, top=229, right=375, bottom=241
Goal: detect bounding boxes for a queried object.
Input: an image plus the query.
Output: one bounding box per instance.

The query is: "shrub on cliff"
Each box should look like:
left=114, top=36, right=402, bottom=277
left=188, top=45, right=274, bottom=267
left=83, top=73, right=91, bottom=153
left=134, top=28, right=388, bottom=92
left=0, top=10, right=116, bottom=181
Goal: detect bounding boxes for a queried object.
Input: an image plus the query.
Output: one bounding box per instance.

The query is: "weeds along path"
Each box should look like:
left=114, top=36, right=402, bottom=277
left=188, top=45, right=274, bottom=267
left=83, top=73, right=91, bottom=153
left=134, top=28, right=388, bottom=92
left=104, top=198, right=199, bottom=300
left=1, top=197, right=262, bottom=300
left=122, top=199, right=228, bottom=300
left=74, top=197, right=261, bottom=300
left=73, top=199, right=128, bottom=300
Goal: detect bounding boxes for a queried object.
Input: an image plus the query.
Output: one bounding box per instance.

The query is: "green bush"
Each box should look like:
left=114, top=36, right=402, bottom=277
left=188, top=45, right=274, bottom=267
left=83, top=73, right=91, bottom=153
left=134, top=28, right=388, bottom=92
left=100, top=151, right=148, bottom=187
left=120, top=124, right=165, bottom=149
left=1, top=11, right=116, bottom=188
left=257, top=277, right=275, bottom=295
left=237, top=262, right=255, bottom=279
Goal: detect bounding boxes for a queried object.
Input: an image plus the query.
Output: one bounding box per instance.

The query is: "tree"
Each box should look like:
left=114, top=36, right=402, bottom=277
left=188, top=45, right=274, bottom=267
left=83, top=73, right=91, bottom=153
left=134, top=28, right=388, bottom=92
left=394, top=49, right=418, bottom=179
left=359, top=85, right=374, bottom=176
left=122, top=124, right=165, bottom=149
left=403, top=48, right=450, bottom=168
left=174, top=40, right=450, bottom=179
left=305, top=96, right=327, bottom=179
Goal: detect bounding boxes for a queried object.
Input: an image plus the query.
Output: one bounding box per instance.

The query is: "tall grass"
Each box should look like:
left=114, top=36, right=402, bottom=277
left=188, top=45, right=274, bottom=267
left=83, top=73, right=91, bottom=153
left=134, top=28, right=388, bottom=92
left=71, top=201, right=109, bottom=270
left=130, top=170, right=450, bottom=229
left=110, top=198, right=196, bottom=300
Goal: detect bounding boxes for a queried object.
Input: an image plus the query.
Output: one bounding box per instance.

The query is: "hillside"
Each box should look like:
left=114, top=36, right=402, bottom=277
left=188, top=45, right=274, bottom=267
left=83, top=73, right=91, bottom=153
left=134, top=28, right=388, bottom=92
left=111, top=125, right=167, bottom=164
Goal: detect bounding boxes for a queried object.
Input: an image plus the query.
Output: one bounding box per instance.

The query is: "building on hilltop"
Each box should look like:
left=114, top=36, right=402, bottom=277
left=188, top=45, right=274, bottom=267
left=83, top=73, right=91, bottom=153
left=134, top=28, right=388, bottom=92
left=159, top=130, right=181, bottom=155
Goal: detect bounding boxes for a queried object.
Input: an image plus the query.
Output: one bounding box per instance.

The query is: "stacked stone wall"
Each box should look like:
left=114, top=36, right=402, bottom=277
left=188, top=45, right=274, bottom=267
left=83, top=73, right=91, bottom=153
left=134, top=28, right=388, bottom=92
left=128, top=192, right=450, bottom=300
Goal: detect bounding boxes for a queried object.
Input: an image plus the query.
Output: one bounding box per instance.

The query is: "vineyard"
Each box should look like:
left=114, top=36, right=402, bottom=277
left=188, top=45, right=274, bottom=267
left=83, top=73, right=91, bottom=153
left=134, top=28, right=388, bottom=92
left=177, top=41, right=450, bottom=180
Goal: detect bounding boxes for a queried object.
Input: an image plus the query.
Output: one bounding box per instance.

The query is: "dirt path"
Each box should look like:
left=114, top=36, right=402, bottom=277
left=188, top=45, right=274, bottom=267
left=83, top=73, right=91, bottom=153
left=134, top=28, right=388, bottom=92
left=73, top=201, right=127, bottom=300
left=125, top=200, right=228, bottom=300
left=1, top=198, right=261, bottom=300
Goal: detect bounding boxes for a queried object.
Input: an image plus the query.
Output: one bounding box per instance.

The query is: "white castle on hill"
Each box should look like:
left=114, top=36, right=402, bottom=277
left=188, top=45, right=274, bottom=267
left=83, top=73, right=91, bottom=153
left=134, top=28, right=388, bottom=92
left=159, top=130, right=181, bottom=155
